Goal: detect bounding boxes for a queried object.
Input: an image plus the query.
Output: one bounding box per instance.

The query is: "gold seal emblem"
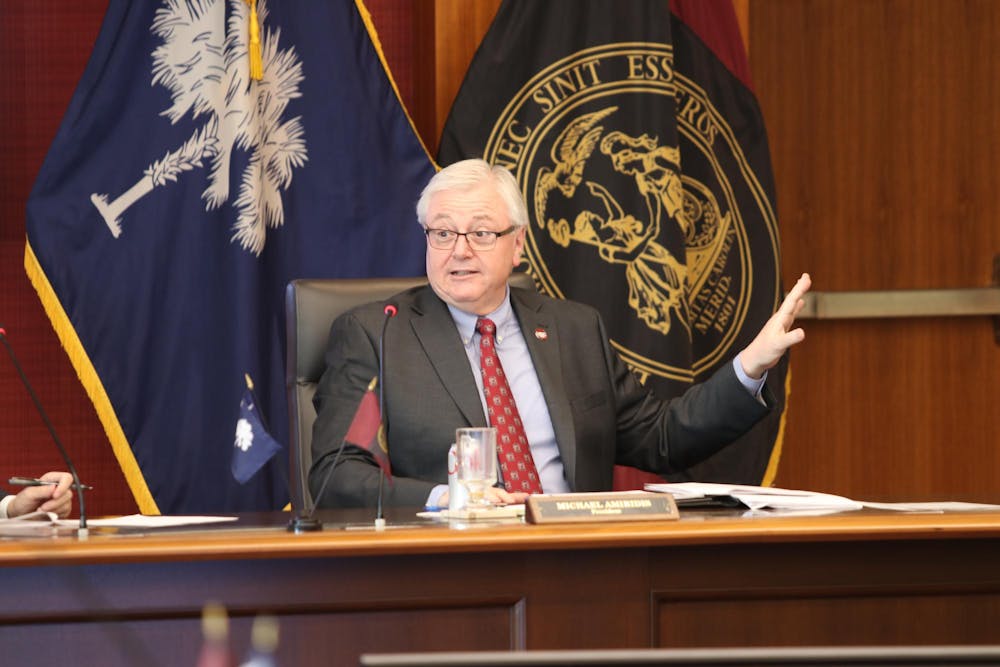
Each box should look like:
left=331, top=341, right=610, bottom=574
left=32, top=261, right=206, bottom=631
left=484, top=43, right=779, bottom=384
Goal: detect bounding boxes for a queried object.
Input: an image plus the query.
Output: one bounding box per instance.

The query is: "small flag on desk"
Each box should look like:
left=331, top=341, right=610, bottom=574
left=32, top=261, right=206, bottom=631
left=344, top=377, right=392, bottom=481
left=232, top=377, right=283, bottom=485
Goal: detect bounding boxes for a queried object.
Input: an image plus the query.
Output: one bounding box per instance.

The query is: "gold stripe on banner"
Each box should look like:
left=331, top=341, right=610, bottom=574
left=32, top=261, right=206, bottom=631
left=761, top=363, right=791, bottom=487
left=24, top=239, right=160, bottom=515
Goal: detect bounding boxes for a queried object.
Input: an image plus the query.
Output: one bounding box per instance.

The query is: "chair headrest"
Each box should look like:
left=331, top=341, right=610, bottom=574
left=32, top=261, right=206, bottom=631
left=284, top=272, right=536, bottom=385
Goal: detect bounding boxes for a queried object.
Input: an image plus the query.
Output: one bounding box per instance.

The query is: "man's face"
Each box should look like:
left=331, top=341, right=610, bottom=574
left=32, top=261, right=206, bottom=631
left=424, top=183, right=525, bottom=315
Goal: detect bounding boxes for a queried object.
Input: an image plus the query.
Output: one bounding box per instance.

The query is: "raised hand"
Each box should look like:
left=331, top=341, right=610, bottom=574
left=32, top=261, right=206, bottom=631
left=738, top=273, right=812, bottom=380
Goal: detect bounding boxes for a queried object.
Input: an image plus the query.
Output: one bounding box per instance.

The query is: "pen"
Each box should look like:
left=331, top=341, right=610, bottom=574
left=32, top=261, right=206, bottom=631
left=8, top=476, right=93, bottom=491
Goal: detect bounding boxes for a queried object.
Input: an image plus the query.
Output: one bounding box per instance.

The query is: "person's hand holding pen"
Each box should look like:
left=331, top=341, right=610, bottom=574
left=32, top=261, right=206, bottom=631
left=6, top=471, right=75, bottom=518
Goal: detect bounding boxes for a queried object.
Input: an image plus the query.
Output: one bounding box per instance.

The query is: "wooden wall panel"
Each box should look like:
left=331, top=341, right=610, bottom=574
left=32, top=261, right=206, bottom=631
left=419, top=0, right=501, bottom=155
left=751, top=0, right=1000, bottom=291
left=750, top=0, right=1000, bottom=499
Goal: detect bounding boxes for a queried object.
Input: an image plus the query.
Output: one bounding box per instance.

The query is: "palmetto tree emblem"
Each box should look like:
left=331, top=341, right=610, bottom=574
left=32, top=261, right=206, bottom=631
left=90, top=0, right=307, bottom=256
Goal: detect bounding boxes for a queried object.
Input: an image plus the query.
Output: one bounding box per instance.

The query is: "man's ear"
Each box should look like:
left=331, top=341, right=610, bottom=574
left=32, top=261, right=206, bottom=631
left=511, top=226, right=526, bottom=266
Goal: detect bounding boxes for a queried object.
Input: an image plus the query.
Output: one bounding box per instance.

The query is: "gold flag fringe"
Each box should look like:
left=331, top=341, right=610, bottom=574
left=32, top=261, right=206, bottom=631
left=760, top=363, right=791, bottom=487
left=24, top=239, right=160, bottom=515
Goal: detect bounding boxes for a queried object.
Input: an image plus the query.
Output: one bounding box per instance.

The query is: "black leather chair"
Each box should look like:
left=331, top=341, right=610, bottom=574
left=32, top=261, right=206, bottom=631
left=284, top=272, right=535, bottom=511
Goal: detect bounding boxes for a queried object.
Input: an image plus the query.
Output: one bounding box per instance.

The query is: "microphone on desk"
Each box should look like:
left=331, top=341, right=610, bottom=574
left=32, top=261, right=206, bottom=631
left=0, top=327, right=90, bottom=537
left=374, top=302, right=396, bottom=530
left=288, top=302, right=397, bottom=533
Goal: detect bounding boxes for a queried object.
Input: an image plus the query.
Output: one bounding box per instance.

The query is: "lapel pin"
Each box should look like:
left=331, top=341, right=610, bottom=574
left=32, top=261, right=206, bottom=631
left=534, top=328, right=548, bottom=341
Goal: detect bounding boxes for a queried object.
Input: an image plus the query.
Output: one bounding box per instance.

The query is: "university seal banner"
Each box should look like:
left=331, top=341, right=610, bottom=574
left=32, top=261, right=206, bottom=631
left=438, top=0, right=787, bottom=485
left=25, top=0, right=434, bottom=512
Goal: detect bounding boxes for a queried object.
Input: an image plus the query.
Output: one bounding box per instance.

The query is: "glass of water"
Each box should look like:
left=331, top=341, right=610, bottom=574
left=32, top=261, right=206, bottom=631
left=455, top=427, right=498, bottom=510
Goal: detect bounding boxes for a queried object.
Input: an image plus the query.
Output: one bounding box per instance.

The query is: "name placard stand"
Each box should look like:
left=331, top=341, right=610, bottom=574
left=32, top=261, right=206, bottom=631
left=525, top=492, right=679, bottom=524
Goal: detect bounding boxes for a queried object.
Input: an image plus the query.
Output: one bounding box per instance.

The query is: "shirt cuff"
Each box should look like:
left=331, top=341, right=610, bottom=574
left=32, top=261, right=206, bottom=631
left=0, top=494, right=13, bottom=519
left=426, top=484, right=448, bottom=510
left=732, top=356, right=767, bottom=402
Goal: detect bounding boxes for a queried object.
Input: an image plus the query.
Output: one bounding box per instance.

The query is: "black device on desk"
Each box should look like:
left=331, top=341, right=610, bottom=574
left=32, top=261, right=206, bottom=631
left=672, top=494, right=746, bottom=509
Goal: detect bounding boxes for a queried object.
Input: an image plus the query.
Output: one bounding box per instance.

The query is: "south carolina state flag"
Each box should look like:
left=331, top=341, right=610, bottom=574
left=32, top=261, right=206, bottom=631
left=25, top=0, right=434, bottom=513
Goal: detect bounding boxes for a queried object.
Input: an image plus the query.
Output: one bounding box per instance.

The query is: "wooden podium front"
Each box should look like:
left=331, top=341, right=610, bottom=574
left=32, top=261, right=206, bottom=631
left=3, top=508, right=1000, bottom=665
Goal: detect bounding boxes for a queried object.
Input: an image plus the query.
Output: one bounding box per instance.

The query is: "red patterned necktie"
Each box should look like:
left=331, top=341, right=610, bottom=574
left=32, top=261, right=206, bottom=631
left=476, top=317, right=543, bottom=494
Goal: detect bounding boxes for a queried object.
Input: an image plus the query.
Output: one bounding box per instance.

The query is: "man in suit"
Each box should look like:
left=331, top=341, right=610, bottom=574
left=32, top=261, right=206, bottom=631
left=310, top=159, right=811, bottom=509
left=0, top=471, right=74, bottom=518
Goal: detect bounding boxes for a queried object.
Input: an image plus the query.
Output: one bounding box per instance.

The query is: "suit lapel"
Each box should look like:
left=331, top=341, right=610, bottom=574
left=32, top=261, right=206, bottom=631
left=511, top=288, right=577, bottom=485
left=410, top=288, right=488, bottom=427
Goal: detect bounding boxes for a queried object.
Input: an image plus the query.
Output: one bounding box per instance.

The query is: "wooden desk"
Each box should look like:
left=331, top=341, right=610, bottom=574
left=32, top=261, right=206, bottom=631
left=3, top=508, right=1000, bottom=665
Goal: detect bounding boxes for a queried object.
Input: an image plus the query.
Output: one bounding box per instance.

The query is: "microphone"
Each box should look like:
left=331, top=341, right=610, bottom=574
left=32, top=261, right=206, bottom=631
left=374, top=303, right=397, bottom=530
left=0, top=327, right=90, bottom=536
left=287, top=301, right=397, bottom=533
left=378, top=303, right=397, bottom=425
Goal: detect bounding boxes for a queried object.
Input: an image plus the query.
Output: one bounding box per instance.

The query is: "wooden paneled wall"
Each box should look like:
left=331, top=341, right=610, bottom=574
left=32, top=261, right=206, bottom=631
left=749, top=0, right=999, bottom=499
left=407, top=0, right=502, bottom=155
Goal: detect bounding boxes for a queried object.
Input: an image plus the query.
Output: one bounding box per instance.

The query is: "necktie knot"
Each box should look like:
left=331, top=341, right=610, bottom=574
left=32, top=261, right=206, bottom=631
left=476, top=317, right=496, bottom=338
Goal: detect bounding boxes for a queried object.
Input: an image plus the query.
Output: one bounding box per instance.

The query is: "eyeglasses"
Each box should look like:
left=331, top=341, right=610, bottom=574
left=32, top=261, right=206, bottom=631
left=423, top=226, right=518, bottom=251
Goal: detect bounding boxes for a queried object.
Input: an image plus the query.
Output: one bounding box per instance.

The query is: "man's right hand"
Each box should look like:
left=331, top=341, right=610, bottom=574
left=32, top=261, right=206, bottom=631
left=440, top=486, right=530, bottom=507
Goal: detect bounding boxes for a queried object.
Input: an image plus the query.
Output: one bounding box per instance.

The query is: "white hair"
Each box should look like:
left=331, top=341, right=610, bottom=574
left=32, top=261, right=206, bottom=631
left=416, top=159, right=529, bottom=229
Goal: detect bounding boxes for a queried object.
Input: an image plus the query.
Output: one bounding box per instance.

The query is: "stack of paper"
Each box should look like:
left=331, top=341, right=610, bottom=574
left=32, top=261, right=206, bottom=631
left=644, top=482, right=864, bottom=513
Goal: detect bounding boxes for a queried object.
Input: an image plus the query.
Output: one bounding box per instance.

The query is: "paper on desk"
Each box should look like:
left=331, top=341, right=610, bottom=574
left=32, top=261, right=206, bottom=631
left=741, top=507, right=859, bottom=518
left=417, top=504, right=525, bottom=521
left=860, top=501, right=1000, bottom=513
left=0, top=510, right=59, bottom=524
left=55, top=514, right=239, bottom=528
left=644, top=482, right=863, bottom=512
left=0, top=511, right=62, bottom=535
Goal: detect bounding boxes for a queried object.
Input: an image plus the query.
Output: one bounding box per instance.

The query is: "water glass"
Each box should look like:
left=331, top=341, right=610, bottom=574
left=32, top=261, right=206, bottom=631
left=455, top=427, right=497, bottom=510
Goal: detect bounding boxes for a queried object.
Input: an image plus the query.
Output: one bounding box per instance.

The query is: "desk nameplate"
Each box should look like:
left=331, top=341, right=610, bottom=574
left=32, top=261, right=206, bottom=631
left=525, top=492, right=678, bottom=524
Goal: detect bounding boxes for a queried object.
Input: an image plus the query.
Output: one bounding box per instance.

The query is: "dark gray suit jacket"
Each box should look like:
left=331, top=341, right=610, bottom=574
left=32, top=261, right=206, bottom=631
left=310, top=285, right=771, bottom=508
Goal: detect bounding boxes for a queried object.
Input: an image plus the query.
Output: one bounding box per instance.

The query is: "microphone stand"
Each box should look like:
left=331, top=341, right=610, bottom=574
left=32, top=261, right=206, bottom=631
left=286, top=435, right=345, bottom=533
left=374, top=471, right=385, bottom=531
left=0, top=328, right=89, bottom=537
left=374, top=303, right=395, bottom=530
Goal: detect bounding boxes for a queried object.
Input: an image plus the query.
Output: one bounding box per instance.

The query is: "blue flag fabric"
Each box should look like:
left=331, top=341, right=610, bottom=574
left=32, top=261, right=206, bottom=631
left=25, top=0, right=435, bottom=512
left=233, top=387, right=283, bottom=485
